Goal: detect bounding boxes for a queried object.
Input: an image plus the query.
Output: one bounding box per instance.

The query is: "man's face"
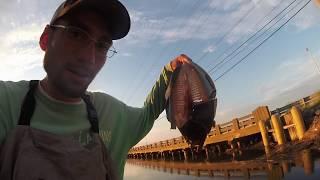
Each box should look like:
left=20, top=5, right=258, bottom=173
left=43, top=9, right=111, bottom=98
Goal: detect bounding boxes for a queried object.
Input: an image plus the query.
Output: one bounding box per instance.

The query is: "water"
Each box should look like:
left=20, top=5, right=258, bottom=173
left=124, top=149, right=320, bottom=180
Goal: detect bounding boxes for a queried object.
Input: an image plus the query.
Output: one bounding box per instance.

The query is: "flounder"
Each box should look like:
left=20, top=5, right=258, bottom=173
left=165, top=62, right=217, bottom=147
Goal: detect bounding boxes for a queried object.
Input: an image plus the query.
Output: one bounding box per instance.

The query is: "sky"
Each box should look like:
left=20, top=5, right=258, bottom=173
left=0, top=0, right=320, bottom=146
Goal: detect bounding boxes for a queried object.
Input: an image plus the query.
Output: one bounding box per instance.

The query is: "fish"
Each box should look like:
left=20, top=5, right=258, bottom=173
left=165, top=62, right=217, bottom=148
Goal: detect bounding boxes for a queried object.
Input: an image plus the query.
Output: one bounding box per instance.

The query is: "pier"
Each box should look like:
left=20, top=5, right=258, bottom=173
left=128, top=91, right=320, bottom=161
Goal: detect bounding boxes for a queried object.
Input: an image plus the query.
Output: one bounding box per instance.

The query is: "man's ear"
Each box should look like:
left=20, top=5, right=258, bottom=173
left=39, top=26, right=50, bottom=51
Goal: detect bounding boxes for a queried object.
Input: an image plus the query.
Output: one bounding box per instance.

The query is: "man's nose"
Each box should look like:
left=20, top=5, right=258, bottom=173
left=78, top=41, right=96, bottom=64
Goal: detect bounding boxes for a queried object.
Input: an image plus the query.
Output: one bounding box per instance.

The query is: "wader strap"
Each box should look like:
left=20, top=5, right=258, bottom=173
left=81, top=94, right=99, bottom=133
left=18, top=80, right=39, bottom=125
left=18, top=81, right=100, bottom=133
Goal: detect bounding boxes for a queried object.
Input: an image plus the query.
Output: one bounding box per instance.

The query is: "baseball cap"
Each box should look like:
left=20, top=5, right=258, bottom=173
left=50, top=0, right=130, bottom=40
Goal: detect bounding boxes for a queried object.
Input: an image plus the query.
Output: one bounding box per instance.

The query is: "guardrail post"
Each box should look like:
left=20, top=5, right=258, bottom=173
left=291, top=106, right=306, bottom=140
left=232, top=118, right=239, bottom=130
left=271, top=114, right=286, bottom=145
left=215, top=125, right=221, bottom=135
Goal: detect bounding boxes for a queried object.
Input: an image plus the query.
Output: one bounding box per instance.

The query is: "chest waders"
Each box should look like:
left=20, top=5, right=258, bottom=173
left=0, top=80, right=118, bottom=180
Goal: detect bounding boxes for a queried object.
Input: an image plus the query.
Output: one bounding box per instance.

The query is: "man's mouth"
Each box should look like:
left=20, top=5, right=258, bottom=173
left=67, top=67, right=91, bottom=82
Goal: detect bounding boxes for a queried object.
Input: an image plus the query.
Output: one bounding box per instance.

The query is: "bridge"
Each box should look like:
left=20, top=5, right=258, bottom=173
left=128, top=91, right=320, bottom=161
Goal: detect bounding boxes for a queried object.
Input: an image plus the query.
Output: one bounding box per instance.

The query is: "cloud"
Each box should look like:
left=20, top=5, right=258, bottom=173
left=135, top=116, right=181, bottom=146
left=121, top=53, right=133, bottom=57
left=256, top=54, right=319, bottom=102
left=209, top=0, right=246, bottom=11
left=0, top=23, right=44, bottom=81
left=122, top=0, right=272, bottom=45
left=290, top=1, right=320, bottom=31
left=121, top=0, right=319, bottom=50
left=88, top=88, right=107, bottom=93
left=203, top=45, right=216, bottom=53
left=215, top=107, right=235, bottom=121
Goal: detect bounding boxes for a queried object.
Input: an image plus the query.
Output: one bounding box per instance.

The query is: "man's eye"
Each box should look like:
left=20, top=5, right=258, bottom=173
left=95, top=42, right=109, bottom=51
left=68, top=28, right=86, bottom=40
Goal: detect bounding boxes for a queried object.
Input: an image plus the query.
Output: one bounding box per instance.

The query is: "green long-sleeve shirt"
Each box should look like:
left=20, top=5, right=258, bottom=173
left=0, top=64, right=173, bottom=179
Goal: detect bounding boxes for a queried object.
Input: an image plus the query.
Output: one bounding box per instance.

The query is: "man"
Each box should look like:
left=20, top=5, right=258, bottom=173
left=0, top=0, right=190, bottom=179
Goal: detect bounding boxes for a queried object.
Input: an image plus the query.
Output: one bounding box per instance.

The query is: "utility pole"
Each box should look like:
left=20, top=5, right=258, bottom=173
left=306, top=48, right=320, bottom=75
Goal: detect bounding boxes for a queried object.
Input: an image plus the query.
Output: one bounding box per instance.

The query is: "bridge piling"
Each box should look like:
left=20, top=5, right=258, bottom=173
left=171, top=151, right=174, bottom=161
left=236, top=141, right=241, bottom=149
left=271, top=114, right=286, bottom=145
left=205, top=146, right=210, bottom=161
left=216, top=145, right=221, bottom=155
left=177, top=150, right=182, bottom=161
left=291, top=106, right=306, bottom=140
left=183, top=149, right=188, bottom=161
left=258, top=120, right=270, bottom=147
left=190, top=149, right=195, bottom=161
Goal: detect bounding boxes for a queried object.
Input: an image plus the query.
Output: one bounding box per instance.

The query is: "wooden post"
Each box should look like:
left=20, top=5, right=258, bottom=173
left=271, top=115, right=286, bottom=145
left=291, top=106, right=306, bottom=140
left=258, top=120, right=269, bottom=147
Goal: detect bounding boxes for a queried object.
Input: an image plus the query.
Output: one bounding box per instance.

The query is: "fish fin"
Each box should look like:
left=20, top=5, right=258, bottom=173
left=170, top=120, right=177, bottom=129
left=165, top=82, right=171, bottom=101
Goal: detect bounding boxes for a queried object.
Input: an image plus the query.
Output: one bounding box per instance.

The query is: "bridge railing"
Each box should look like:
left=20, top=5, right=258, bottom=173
left=219, top=122, right=233, bottom=134
left=238, top=115, right=255, bottom=127
left=271, top=91, right=320, bottom=115
left=130, top=113, right=257, bottom=153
